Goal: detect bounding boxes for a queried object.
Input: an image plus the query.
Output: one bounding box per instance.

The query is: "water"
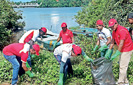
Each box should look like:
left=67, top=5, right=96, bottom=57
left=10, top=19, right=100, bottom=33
left=14, top=7, right=82, bottom=33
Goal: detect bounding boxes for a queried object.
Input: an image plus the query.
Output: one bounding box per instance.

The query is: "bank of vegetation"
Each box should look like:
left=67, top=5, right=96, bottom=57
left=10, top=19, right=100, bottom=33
left=13, top=0, right=90, bottom=7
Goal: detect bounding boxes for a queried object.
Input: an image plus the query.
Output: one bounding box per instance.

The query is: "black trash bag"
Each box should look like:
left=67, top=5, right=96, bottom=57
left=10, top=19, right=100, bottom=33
left=16, top=56, right=31, bottom=76
left=91, top=57, right=116, bottom=85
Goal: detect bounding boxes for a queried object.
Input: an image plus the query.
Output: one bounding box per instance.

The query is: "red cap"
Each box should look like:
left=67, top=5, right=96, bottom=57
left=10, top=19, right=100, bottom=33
left=61, top=22, right=67, bottom=27
left=96, top=20, right=103, bottom=25
left=41, top=27, right=47, bottom=33
left=72, top=44, right=82, bottom=56
left=108, top=19, right=117, bottom=27
left=33, top=44, right=40, bottom=56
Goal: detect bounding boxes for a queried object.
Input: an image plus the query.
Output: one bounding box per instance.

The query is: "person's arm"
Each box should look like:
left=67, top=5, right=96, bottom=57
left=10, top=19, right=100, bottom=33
left=57, top=36, right=61, bottom=42
left=117, top=40, right=124, bottom=51
left=71, top=37, right=74, bottom=43
left=82, top=50, right=93, bottom=62
left=104, top=39, right=114, bottom=59
left=22, top=62, right=28, bottom=71
left=92, top=40, right=99, bottom=52
left=106, top=37, right=111, bottom=46
left=109, top=39, right=115, bottom=49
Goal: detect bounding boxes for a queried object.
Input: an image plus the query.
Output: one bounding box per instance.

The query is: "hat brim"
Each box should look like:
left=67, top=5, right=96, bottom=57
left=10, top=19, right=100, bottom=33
left=108, top=24, right=114, bottom=27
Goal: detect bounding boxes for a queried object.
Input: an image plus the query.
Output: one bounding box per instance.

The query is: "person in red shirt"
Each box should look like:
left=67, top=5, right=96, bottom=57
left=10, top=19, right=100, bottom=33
left=53, top=22, right=74, bottom=49
left=127, top=13, right=133, bottom=40
left=3, top=43, right=40, bottom=85
left=105, top=19, right=133, bottom=85
left=19, top=27, right=47, bottom=67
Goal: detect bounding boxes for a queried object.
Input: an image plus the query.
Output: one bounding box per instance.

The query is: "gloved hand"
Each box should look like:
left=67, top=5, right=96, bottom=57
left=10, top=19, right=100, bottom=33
left=83, top=54, right=93, bottom=62
left=98, top=44, right=108, bottom=52
left=26, top=62, right=31, bottom=68
left=105, top=49, right=112, bottom=59
left=110, top=50, right=121, bottom=60
left=92, top=45, right=98, bottom=53
left=88, top=57, right=93, bottom=62
left=26, top=70, right=34, bottom=78
left=53, top=41, right=58, bottom=50
left=58, top=73, right=64, bottom=85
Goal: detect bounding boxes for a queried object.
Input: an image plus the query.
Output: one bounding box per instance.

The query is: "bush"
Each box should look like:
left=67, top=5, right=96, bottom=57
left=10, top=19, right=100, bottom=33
left=0, top=0, right=25, bottom=50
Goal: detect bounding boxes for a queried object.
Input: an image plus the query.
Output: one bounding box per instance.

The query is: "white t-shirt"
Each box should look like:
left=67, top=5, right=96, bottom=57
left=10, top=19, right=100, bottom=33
left=98, top=27, right=111, bottom=47
left=54, top=44, right=72, bottom=63
left=19, top=30, right=39, bottom=43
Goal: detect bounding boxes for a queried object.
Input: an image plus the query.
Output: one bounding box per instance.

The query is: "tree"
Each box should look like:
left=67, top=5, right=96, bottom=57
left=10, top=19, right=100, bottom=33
left=75, top=0, right=133, bottom=28
left=0, top=0, right=25, bottom=50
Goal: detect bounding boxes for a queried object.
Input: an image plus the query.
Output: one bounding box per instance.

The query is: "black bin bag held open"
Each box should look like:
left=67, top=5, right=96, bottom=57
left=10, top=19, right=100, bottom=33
left=91, top=57, right=116, bottom=85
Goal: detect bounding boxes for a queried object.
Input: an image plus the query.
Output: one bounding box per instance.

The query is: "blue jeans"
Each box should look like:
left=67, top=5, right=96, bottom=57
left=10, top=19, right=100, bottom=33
left=54, top=55, right=73, bottom=78
left=3, top=54, right=20, bottom=85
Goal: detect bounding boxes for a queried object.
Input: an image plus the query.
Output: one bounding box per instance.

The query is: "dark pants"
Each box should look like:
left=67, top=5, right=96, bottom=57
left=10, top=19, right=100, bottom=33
left=54, top=55, right=73, bottom=77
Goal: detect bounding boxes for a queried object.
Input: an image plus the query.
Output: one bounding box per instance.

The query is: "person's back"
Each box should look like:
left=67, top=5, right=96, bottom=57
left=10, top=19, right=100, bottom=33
left=19, top=30, right=39, bottom=43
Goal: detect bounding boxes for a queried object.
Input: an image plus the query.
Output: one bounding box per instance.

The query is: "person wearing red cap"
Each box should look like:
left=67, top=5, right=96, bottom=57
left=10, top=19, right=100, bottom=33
left=127, top=13, right=133, bottom=40
left=54, top=44, right=93, bottom=85
left=53, top=22, right=74, bottom=49
left=92, top=20, right=112, bottom=58
left=3, top=43, right=40, bottom=85
left=105, top=18, right=133, bottom=85
left=19, top=27, right=47, bottom=67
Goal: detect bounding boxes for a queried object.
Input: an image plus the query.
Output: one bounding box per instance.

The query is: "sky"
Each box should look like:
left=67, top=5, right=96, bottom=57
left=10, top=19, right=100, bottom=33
left=10, top=0, right=33, bottom=2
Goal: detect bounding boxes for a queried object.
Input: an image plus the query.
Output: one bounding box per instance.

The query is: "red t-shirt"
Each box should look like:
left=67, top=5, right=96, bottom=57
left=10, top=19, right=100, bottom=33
left=59, top=29, right=73, bottom=44
left=3, top=43, right=29, bottom=62
left=112, top=25, right=133, bottom=52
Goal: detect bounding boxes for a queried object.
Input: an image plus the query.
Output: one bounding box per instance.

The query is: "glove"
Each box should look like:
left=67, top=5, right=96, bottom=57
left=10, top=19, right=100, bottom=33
left=98, top=44, right=108, bottom=52
left=26, top=62, right=31, bottom=68
left=88, top=57, right=93, bottom=62
left=110, top=50, right=121, bottom=61
left=105, top=49, right=112, bottom=59
left=53, top=41, right=58, bottom=50
left=58, top=73, right=64, bottom=85
left=31, top=54, right=35, bottom=58
left=92, top=45, right=98, bottom=53
left=83, top=54, right=93, bottom=62
left=26, top=70, right=34, bottom=78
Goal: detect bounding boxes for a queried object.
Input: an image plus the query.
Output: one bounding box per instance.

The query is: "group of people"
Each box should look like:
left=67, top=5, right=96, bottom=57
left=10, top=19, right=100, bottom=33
left=2, top=13, right=133, bottom=85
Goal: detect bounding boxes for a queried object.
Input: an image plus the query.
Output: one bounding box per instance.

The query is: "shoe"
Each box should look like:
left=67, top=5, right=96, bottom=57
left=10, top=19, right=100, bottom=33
left=124, top=83, right=129, bottom=85
left=116, top=82, right=125, bottom=85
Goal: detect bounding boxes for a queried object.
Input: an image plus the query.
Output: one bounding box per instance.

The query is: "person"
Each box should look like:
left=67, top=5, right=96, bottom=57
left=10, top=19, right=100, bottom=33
left=53, top=22, right=74, bottom=49
left=92, top=20, right=113, bottom=58
left=127, top=13, right=133, bottom=40
left=105, top=19, right=133, bottom=85
left=53, top=44, right=93, bottom=85
left=3, top=43, right=40, bottom=85
left=19, top=27, right=47, bottom=66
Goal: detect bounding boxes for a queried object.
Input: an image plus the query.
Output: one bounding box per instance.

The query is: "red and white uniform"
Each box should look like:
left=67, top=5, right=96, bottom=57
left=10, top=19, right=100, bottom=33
left=112, top=25, right=133, bottom=52
left=19, top=30, right=39, bottom=43
left=59, top=29, right=73, bottom=44
left=3, top=43, right=30, bottom=63
left=54, top=44, right=72, bottom=63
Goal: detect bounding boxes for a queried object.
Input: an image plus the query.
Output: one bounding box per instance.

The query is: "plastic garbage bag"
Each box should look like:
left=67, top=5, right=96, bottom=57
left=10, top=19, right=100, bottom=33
left=91, top=57, right=116, bottom=85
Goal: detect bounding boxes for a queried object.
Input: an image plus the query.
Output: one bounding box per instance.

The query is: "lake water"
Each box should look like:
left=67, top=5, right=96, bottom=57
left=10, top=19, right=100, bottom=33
left=14, top=7, right=82, bottom=33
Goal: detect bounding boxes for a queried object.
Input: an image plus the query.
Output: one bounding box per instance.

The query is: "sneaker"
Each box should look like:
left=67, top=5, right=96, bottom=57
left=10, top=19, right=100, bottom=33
left=116, top=82, right=125, bottom=85
left=124, top=83, right=129, bottom=85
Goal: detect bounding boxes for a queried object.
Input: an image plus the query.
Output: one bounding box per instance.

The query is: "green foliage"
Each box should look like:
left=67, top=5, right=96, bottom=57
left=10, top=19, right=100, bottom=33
left=14, top=0, right=91, bottom=7
left=0, top=0, right=25, bottom=50
left=0, top=35, right=133, bottom=84
left=75, top=0, right=133, bottom=28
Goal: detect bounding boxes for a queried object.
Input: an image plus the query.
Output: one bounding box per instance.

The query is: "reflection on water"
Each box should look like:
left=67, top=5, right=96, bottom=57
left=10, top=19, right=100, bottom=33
left=14, top=7, right=82, bottom=33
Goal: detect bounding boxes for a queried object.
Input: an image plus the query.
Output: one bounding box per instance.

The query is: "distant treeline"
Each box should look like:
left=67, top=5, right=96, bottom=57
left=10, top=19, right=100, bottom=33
left=14, top=0, right=90, bottom=7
